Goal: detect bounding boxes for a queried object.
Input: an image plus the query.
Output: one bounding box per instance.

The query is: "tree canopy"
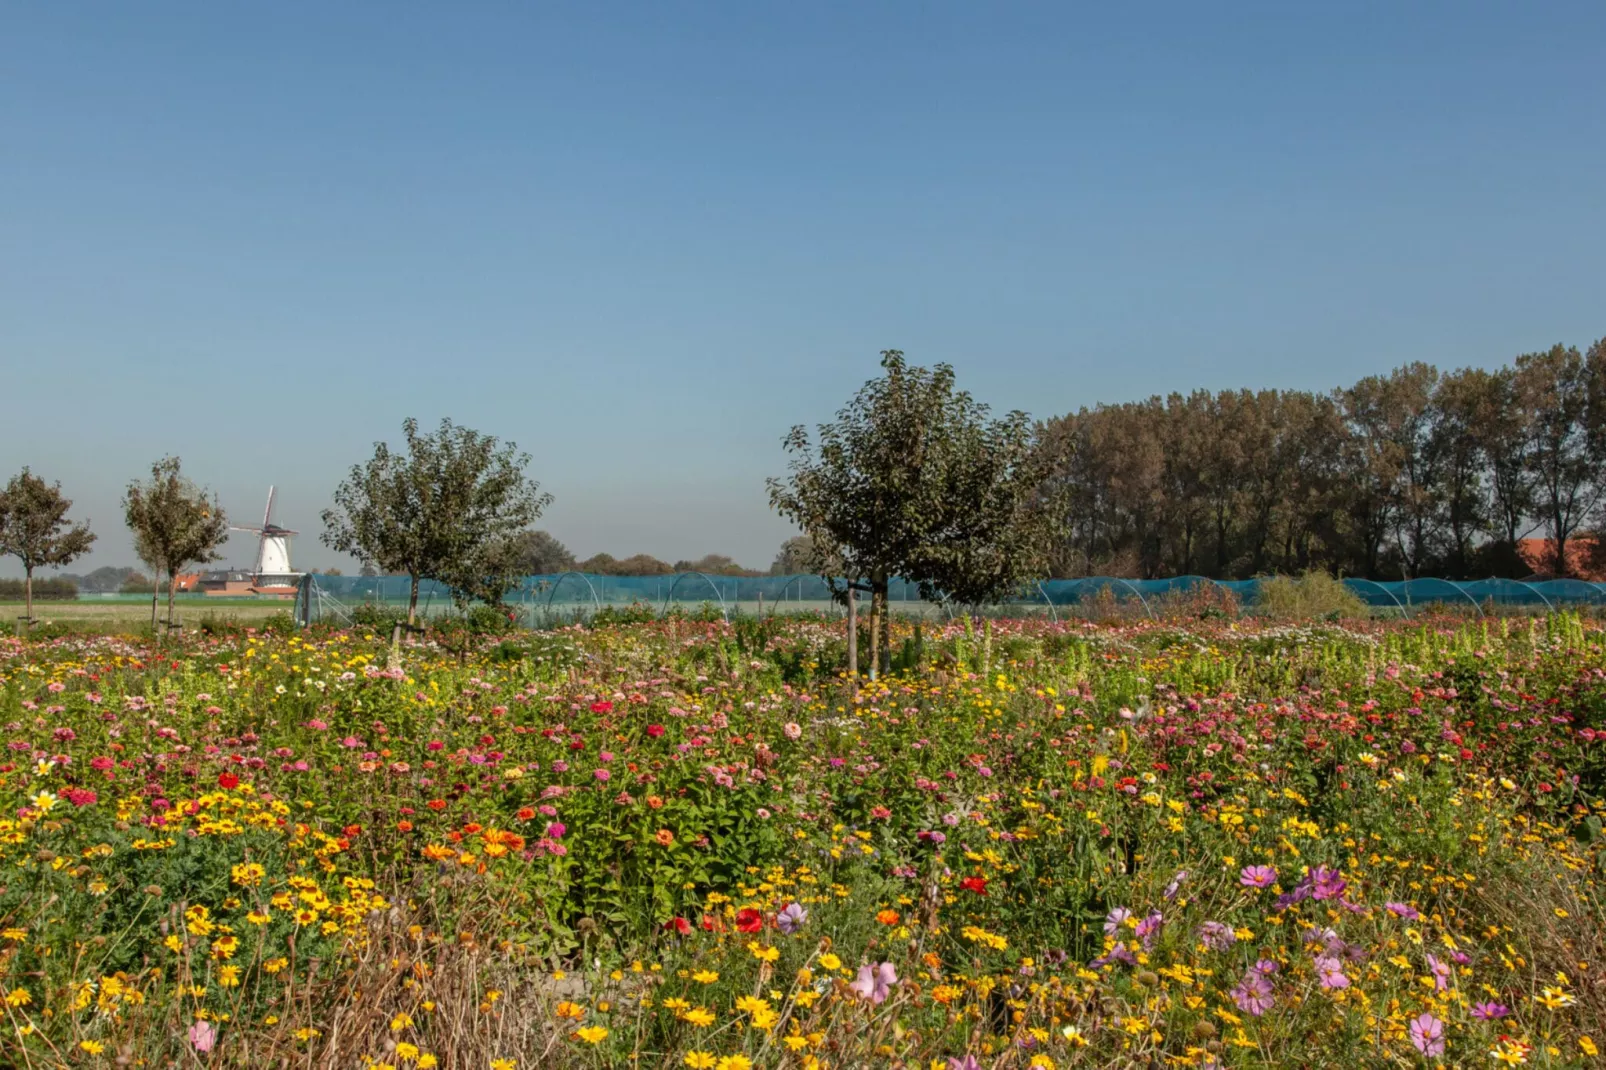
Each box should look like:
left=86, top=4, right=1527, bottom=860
left=0, top=468, right=97, bottom=621
left=769, top=350, right=1063, bottom=671
left=321, top=418, right=552, bottom=620
left=122, top=457, right=228, bottom=631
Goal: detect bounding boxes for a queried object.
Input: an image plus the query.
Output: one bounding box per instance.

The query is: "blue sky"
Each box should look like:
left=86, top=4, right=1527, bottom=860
left=4, top=2, right=1603, bottom=575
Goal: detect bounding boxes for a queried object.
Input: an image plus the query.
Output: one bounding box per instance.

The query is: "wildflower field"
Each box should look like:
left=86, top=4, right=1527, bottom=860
left=4, top=612, right=1606, bottom=1069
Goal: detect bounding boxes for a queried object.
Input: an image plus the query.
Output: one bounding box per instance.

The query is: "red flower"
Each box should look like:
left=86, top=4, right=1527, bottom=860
left=217, top=772, right=240, bottom=790
left=961, top=876, right=989, bottom=896
left=590, top=701, right=614, bottom=714
left=516, top=806, right=537, bottom=821
left=647, top=724, right=665, bottom=738
left=663, top=916, right=692, bottom=935
left=701, top=914, right=724, bottom=932
left=736, top=908, right=763, bottom=933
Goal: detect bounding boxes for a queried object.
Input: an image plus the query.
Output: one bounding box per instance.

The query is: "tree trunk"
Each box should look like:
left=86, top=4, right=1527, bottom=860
left=845, top=584, right=857, bottom=680
left=23, top=564, right=32, bottom=626
left=407, top=574, right=420, bottom=625
left=167, top=573, right=179, bottom=629
left=867, top=594, right=879, bottom=683
left=150, top=570, right=160, bottom=641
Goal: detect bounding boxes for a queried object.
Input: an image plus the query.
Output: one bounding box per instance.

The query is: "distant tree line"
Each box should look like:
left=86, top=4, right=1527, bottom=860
left=1039, top=340, right=1606, bottom=580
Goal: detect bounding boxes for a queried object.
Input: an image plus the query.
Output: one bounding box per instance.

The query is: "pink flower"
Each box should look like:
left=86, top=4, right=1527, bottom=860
left=188, top=1019, right=217, bottom=1053
left=1239, top=865, right=1277, bottom=888
left=1408, top=1013, right=1444, bottom=1057
left=783, top=722, right=802, bottom=740
left=545, top=822, right=566, bottom=839
left=647, top=724, right=665, bottom=738
left=849, top=962, right=898, bottom=1004
left=593, top=768, right=611, bottom=781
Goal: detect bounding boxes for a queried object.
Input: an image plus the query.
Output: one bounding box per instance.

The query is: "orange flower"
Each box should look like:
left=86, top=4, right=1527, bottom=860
left=655, top=829, right=674, bottom=847
left=876, top=909, right=900, bottom=926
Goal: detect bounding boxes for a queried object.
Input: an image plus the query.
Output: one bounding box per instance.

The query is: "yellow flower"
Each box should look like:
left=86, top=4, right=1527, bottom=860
left=80, top=1040, right=106, bottom=1054
left=1582, top=1036, right=1599, bottom=1057
left=692, top=969, right=720, bottom=984
left=575, top=1026, right=608, bottom=1044
left=1537, top=986, right=1575, bottom=1009
left=395, top=1042, right=420, bottom=1062
left=682, top=1007, right=716, bottom=1028
left=491, top=1060, right=516, bottom=1070
left=683, top=1054, right=716, bottom=1070
left=716, top=1057, right=753, bottom=1070
left=3, top=987, right=32, bottom=1007
left=554, top=1001, right=585, bottom=1020
left=818, top=953, right=841, bottom=971
left=417, top=1057, right=438, bottom=1070
left=748, top=942, right=780, bottom=963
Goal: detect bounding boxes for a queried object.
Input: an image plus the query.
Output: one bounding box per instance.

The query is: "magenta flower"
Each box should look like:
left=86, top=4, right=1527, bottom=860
left=1385, top=901, right=1420, bottom=920
left=1426, top=953, right=1451, bottom=992
left=1309, top=865, right=1347, bottom=901
left=1230, top=968, right=1275, bottom=1016
left=1103, top=906, right=1132, bottom=935
left=1408, top=1013, right=1444, bottom=1057
left=1471, top=1001, right=1509, bottom=1020
left=946, top=1058, right=982, bottom=1070
left=849, top=962, right=898, bottom=1004
left=1240, top=865, right=1277, bottom=888
left=1315, top=955, right=1350, bottom=990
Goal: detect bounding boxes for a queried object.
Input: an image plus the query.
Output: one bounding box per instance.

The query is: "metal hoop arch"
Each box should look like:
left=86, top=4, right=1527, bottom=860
left=1343, top=578, right=1408, bottom=615
left=1078, top=576, right=1155, bottom=620
left=662, top=572, right=730, bottom=621
left=1509, top=578, right=1555, bottom=612
left=1033, top=580, right=1060, bottom=623
left=1403, top=578, right=1484, bottom=617
left=544, top=571, right=604, bottom=615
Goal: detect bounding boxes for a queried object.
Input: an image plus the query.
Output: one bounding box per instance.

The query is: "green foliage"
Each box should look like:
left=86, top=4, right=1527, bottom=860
left=768, top=350, right=1064, bottom=608
left=122, top=457, right=228, bottom=629
left=0, top=467, right=96, bottom=613
left=321, top=417, right=553, bottom=619
left=1254, top=571, right=1370, bottom=619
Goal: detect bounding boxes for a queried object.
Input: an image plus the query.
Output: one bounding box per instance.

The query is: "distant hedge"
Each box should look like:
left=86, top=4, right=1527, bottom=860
left=0, top=577, right=79, bottom=601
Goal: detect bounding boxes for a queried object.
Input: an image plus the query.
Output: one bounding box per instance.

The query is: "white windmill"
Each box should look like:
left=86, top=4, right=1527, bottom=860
left=229, top=487, right=302, bottom=592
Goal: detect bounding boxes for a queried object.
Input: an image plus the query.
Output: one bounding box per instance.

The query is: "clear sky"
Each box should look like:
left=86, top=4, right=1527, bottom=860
left=4, top=2, right=1603, bottom=576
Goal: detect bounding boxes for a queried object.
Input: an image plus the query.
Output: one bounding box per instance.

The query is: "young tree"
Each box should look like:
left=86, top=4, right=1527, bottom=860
left=1516, top=345, right=1597, bottom=576
left=769, top=350, right=1061, bottom=673
left=123, top=457, right=229, bottom=633
left=0, top=468, right=97, bottom=625
left=321, top=418, right=552, bottom=623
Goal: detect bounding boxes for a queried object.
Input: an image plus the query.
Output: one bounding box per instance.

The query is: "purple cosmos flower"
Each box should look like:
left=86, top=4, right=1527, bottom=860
left=1384, top=901, right=1420, bottom=920
left=1103, top=907, right=1132, bottom=935
left=1090, top=945, right=1137, bottom=969
left=1197, top=921, right=1236, bottom=951
left=776, top=902, right=808, bottom=935
left=1135, top=911, right=1164, bottom=950
left=849, top=962, right=898, bottom=1005
left=946, top=1059, right=982, bottom=1070
left=1309, top=866, right=1347, bottom=901
left=1426, top=953, right=1451, bottom=992
left=1240, top=865, right=1278, bottom=888
left=1253, top=958, right=1279, bottom=976
left=1230, top=969, right=1275, bottom=1016
left=1471, top=1001, right=1509, bottom=1020
left=1408, top=1013, right=1445, bottom=1057
left=1164, top=870, right=1189, bottom=901
left=1315, top=955, right=1350, bottom=990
